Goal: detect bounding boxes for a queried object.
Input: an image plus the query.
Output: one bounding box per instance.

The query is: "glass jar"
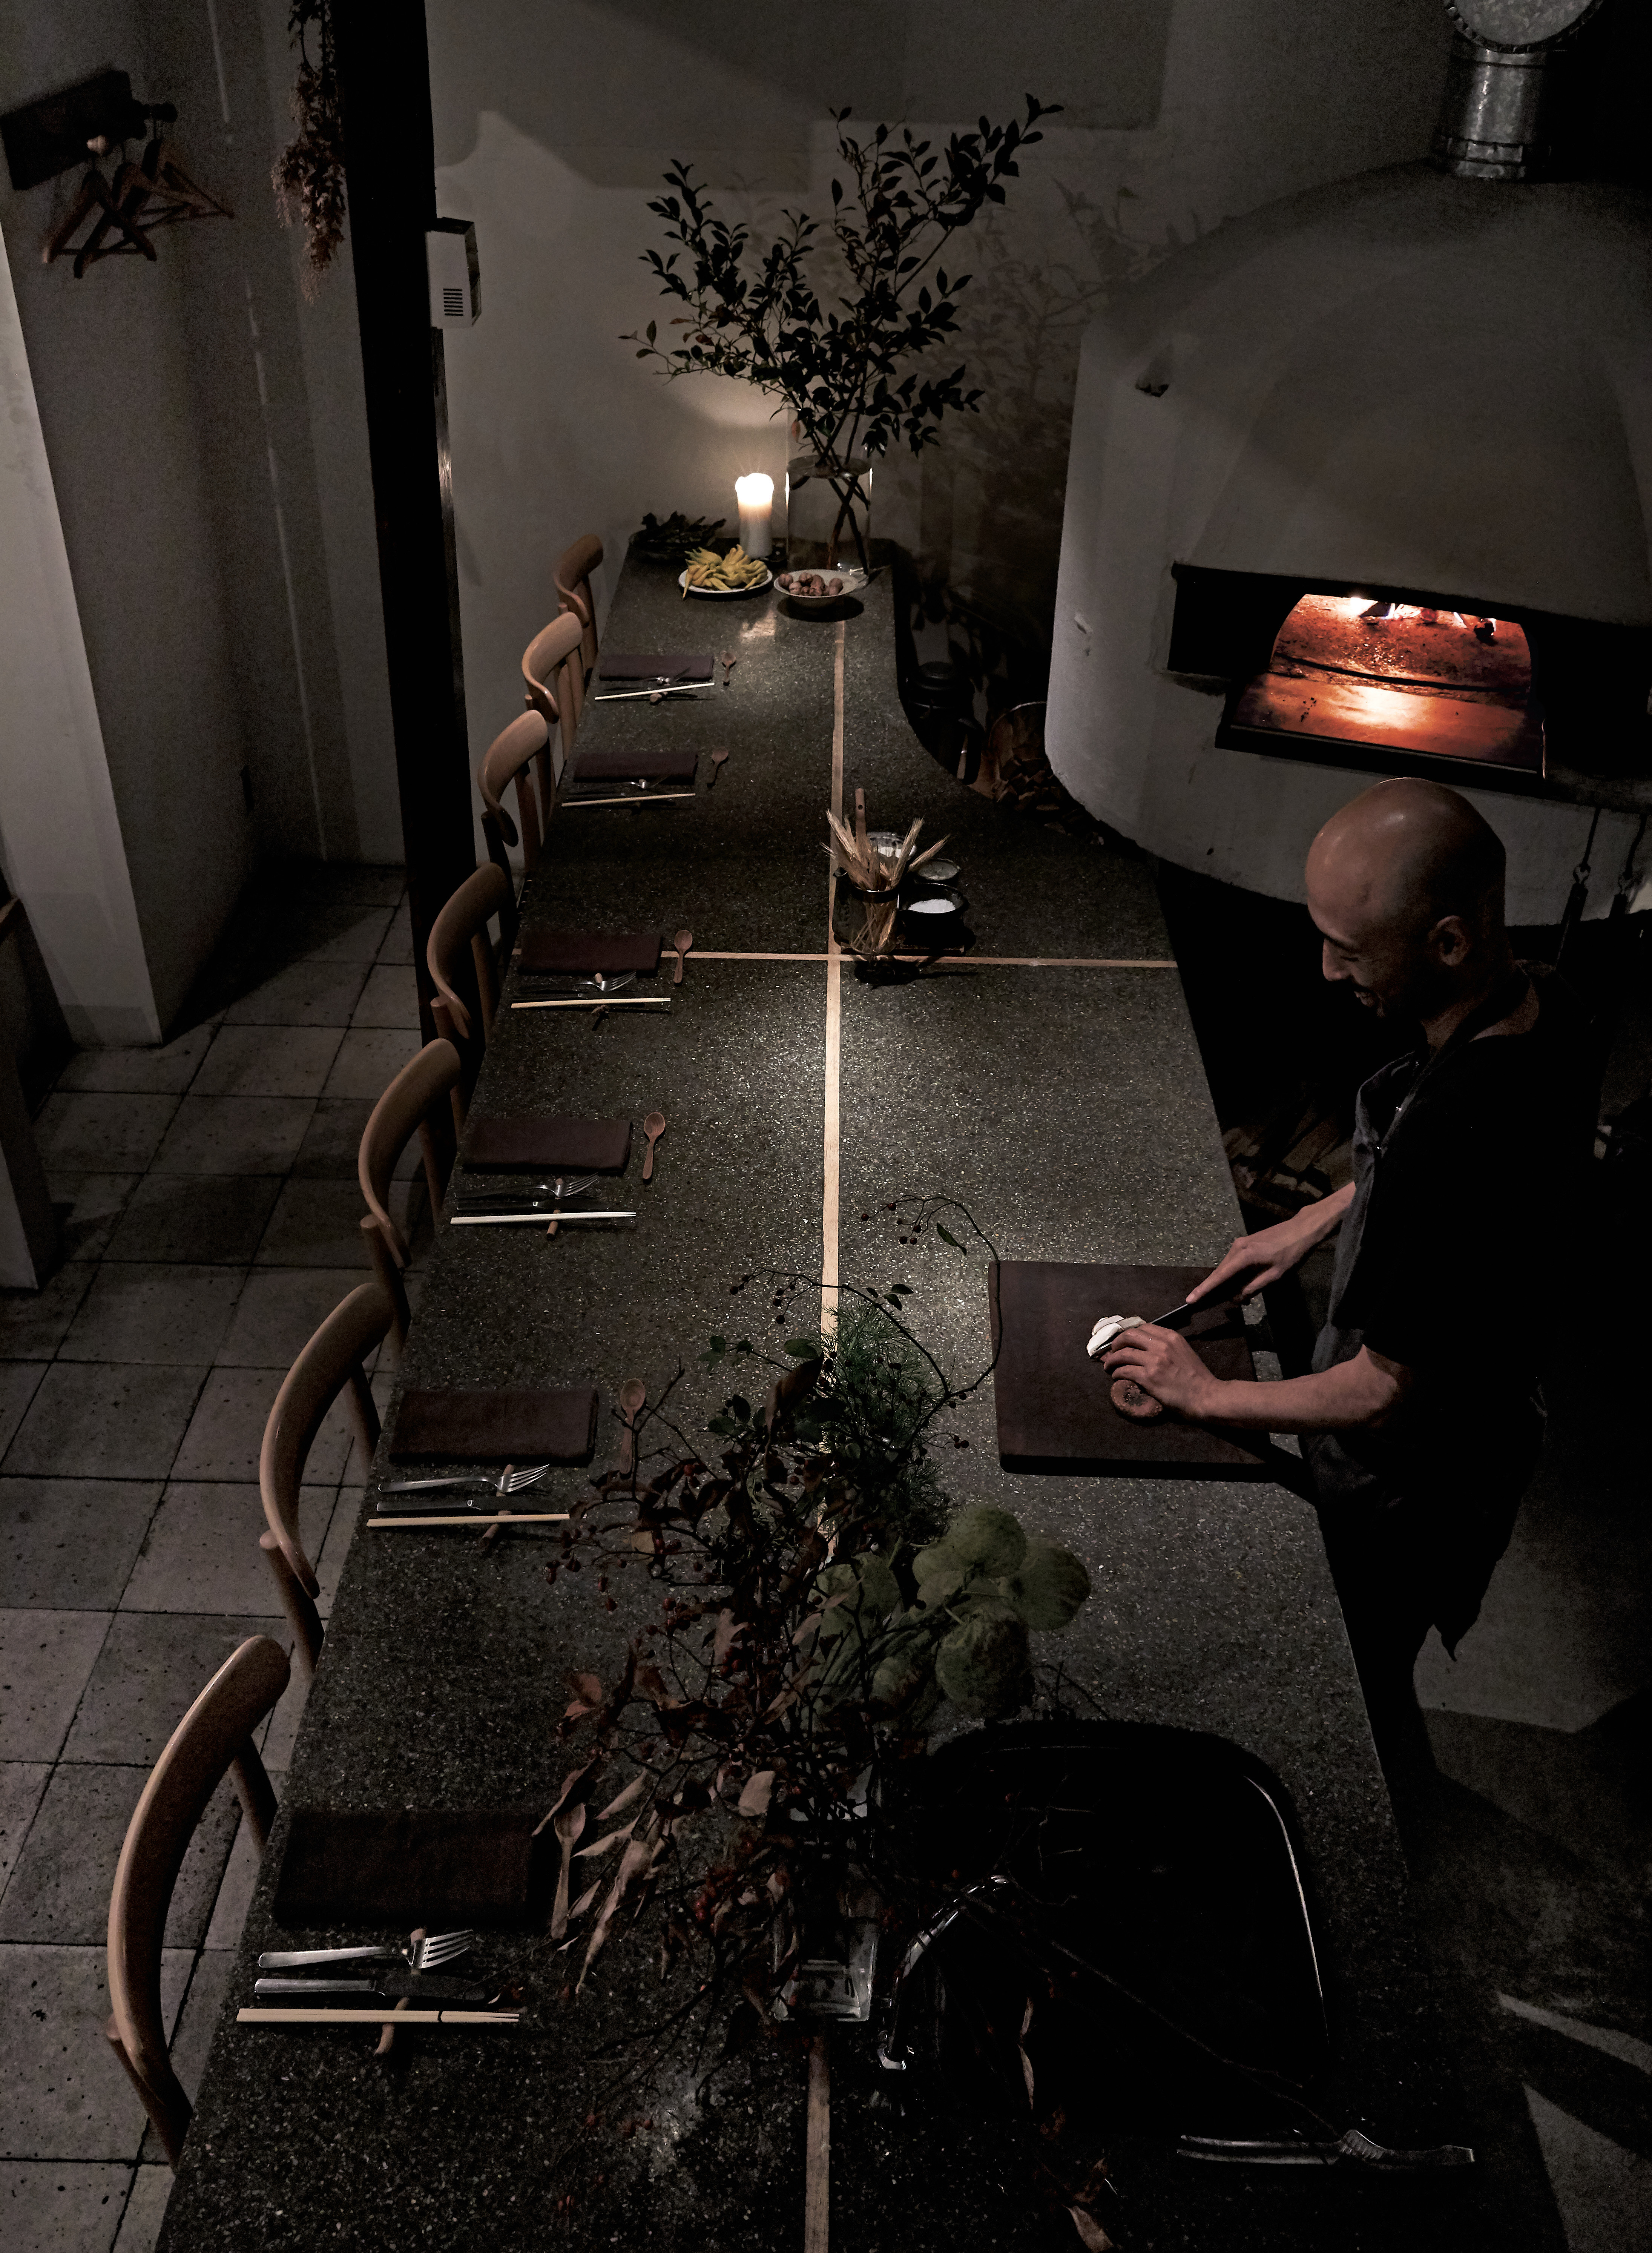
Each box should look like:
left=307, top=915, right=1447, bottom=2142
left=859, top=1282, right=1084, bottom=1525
left=785, top=452, right=873, bottom=572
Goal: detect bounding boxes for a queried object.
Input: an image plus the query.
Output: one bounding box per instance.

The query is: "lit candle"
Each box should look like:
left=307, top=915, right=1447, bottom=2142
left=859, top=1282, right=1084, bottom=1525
left=735, top=473, right=773, bottom=560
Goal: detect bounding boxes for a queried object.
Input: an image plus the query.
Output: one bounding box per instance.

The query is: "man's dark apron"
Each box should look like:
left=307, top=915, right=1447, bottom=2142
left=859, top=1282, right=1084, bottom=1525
left=1302, top=971, right=1542, bottom=1655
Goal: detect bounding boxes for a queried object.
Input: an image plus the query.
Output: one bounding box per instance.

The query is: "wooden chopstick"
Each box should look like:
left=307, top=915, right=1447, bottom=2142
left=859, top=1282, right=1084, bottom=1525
left=369, top=1511, right=571, bottom=1529
left=560, top=791, right=696, bottom=809
left=510, top=996, right=669, bottom=1011
left=238, top=2006, right=520, bottom=2026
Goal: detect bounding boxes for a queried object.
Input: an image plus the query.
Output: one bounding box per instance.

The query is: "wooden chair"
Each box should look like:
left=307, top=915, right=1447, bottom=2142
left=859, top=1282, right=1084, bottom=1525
left=259, top=1282, right=395, bottom=1683
left=107, top=1635, right=290, bottom=2166
left=358, top=1039, right=463, bottom=1346
left=554, top=532, right=603, bottom=683
left=428, top=862, right=511, bottom=1054
left=521, top=609, right=585, bottom=782
left=479, top=709, right=552, bottom=907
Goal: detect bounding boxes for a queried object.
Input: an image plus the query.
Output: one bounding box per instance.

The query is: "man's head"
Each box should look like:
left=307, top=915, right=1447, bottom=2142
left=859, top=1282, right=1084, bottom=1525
left=1305, top=778, right=1509, bottom=1024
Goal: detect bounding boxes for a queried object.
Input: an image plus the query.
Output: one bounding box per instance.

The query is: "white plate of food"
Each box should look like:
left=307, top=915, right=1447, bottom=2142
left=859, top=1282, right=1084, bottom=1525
left=677, top=546, right=773, bottom=599
left=776, top=566, right=868, bottom=607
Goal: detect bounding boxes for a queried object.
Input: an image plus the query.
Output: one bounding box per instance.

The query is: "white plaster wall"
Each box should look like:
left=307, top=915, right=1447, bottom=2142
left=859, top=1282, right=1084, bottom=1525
left=0, top=232, right=159, bottom=1044
left=0, top=1, right=400, bottom=1034
left=423, top=0, right=1449, bottom=775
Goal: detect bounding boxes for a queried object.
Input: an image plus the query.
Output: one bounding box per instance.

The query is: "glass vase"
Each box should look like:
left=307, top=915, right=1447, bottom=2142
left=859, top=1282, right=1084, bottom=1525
left=785, top=452, right=873, bottom=572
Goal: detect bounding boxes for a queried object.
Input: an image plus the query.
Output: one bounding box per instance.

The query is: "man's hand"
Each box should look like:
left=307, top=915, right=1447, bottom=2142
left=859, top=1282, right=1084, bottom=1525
left=1187, top=1183, right=1355, bottom=1306
left=1101, top=1324, right=1218, bottom=1417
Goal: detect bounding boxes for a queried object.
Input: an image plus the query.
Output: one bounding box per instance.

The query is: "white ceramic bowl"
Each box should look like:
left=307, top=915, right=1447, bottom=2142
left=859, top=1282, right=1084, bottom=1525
left=775, top=566, right=868, bottom=608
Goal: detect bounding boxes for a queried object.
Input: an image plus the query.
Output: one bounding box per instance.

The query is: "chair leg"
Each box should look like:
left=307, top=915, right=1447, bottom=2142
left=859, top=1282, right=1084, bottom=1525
left=363, top=1217, right=412, bottom=1355
left=106, top=2016, right=190, bottom=2169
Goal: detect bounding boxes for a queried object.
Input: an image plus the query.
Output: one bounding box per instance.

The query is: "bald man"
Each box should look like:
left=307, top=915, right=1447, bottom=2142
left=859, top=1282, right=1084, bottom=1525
left=1103, top=778, right=1598, bottom=1780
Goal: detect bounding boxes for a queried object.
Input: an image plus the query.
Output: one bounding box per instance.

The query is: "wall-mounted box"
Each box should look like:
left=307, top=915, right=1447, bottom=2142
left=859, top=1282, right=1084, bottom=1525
left=426, top=219, right=479, bottom=328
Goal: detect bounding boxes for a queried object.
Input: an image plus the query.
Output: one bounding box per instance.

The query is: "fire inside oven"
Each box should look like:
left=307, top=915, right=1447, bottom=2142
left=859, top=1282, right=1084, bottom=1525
left=1226, top=593, right=1541, bottom=775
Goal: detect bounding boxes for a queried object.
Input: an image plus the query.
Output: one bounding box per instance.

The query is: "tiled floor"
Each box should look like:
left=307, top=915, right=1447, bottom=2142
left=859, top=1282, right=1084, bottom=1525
left=0, top=866, right=423, bottom=2253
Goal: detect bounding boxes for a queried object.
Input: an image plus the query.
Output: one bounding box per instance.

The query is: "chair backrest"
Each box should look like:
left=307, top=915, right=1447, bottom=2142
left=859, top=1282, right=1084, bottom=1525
left=522, top=610, right=585, bottom=782
left=107, top=1635, right=290, bottom=2166
left=554, top=532, right=603, bottom=679
left=478, top=708, right=551, bottom=891
left=428, top=862, right=512, bottom=1053
left=259, top=1280, right=394, bottom=1677
left=357, top=1038, right=462, bottom=1345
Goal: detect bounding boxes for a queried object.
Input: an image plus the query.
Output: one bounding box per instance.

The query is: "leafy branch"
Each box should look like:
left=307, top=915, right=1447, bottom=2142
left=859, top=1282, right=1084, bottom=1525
left=620, top=99, right=1061, bottom=479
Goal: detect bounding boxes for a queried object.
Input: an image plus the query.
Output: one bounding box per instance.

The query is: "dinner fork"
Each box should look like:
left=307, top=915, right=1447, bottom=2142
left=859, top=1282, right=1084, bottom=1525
left=258, top=1928, right=476, bottom=1972
left=380, top=1463, right=551, bottom=1496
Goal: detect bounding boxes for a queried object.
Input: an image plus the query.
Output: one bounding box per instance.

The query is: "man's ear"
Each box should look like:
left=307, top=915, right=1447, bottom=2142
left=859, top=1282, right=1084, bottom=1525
left=1430, top=914, right=1472, bottom=967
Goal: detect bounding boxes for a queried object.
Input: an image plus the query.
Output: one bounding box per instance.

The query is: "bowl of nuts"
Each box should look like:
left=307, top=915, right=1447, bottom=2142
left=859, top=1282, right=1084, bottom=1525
left=775, top=566, right=868, bottom=609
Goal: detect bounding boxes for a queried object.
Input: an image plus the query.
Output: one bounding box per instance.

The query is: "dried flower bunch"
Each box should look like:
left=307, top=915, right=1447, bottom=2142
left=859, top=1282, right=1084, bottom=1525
left=272, top=0, right=345, bottom=296
left=825, top=802, right=950, bottom=956
left=538, top=1226, right=1092, bottom=2027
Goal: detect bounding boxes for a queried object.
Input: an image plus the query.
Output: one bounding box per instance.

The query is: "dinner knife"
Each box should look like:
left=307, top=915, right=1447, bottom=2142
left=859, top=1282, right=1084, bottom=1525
left=253, top=1973, right=495, bottom=2003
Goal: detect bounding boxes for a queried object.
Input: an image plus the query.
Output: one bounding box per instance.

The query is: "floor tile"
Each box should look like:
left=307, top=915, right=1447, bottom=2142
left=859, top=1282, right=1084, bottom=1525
left=203, top=1767, right=283, bottom=1949
left=215, top=1269, right=371, bottom=1368
left=187, top=1024, right=344, bottom=1100
left=320, top=1026, right=421, bottom=1101
left=254, top=898, right=393, bottom=964
left=53, top=1027, right=214, bottom=1097
left=0, top=2159, right=131, bottom=2251
left=0, top=1266, right=94, bottom=1360
left=4, top=1366, right=205, bottom=1481
left=295, top=864, right=405, bottom=907
left=103, top=1176, right=281, bottom=1266
left=377, top=898, right=413, bottom=964
left=0, top=1611, right=111, bottom=1760
left=112, top=2164, right=172, bottom=2253
left=120, top=1484, right=336, bottom=1616
left=0, top=1766, right=238, bottom=1947
left=221, top=958, right=368, bottom=1027
left=0, top=1482, right=160, bottom=1608
left=0, top=1763, right=50, bottom=1908
left=171, top=1369, right=355, bottom=1486
left=0, top=1945, right=187, bottom=2161
left=46, top=1176, right=140, bottom=1263
left=149, top=1097, right=314, bottom=1177
left=59, top=1266, right=246, bottom=1366
left=351, top=964, right=419, bottom=1029
left=34, top=1094, right=179, bottom=1173
left=255, top=1178, right=373, bottom=1267
left=0, top=1365, right=46, bottom=1459
left=289, top=1097, right=417, bottom=1181
left=60, top=1611, right=290, bottom=1766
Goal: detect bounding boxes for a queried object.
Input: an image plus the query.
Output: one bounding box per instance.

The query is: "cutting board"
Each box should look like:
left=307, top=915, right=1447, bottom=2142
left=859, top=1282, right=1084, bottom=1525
left=988, top=1262, right=1271, bottom=1478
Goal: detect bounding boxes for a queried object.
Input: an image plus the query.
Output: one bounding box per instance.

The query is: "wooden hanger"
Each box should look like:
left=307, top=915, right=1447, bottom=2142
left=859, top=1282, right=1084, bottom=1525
left=124, top=135, right=233, bottom=229
left=43, top=140, right=157, bottom=275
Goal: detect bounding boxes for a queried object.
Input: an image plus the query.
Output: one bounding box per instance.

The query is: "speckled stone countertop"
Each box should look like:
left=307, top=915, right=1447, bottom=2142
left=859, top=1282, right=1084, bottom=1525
left=157, top=555, right=1488, bottom=2251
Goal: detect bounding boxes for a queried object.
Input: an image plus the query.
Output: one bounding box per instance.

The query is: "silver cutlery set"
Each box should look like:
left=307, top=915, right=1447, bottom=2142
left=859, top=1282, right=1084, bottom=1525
left=449, top=1174, right=637, bottom=1228
left=240, top=1929, right=522, bottom=2026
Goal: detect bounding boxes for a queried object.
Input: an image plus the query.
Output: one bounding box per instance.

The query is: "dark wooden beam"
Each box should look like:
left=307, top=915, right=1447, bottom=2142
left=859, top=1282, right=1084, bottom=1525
left=333, top=0, right=473, bottom=1042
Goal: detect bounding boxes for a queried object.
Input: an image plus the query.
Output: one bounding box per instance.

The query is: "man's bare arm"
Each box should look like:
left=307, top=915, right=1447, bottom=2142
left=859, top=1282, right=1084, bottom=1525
left=1102, top=1328, right=1410, bottom=1434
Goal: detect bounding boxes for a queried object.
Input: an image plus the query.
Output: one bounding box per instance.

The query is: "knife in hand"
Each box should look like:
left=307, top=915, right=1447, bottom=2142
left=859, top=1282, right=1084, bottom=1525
left=253, top=1971, right=495, bottom=2004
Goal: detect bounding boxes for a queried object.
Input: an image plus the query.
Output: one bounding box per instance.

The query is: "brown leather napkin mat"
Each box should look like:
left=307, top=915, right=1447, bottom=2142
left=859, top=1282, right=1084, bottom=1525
left=390, top=1387, right=599, bottom=1463
left=464, top=1116, right=631, bottom=1173
left=597, top=651, right=713, bottom=683
left=517, top=929, right=663, bottom=974
left=273, top=1809, right=553, bottom=1929
left=568, top=748, right=698, bottom=784
left=988, top=1262, right=1266, bottom=1478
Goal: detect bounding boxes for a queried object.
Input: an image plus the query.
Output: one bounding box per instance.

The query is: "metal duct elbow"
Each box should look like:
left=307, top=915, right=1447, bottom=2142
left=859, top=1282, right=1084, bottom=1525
left=1431, top=1, right=1606, bottom=180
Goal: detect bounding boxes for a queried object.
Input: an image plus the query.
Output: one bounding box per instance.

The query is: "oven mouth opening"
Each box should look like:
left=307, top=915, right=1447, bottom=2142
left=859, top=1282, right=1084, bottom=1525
left=1224, top=591, right=1542, bottom=776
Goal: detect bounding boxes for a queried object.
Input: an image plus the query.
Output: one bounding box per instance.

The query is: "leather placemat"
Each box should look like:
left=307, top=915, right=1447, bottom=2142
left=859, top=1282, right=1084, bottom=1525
left=988, top=1262, right=1267, bottom=1478
left=463, top=1116, right=631, bottom=1173
left=389, top=1387, right=599, bottom=1464
left=516, top=930, right=663, bottom=974
left=568, top=748, right=698, bottom=784
left=273, top=1809, right=553, bottom=1929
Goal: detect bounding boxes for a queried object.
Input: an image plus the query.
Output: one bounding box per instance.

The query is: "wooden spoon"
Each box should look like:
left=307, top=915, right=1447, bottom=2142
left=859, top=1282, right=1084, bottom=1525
left=709, top=747, right=730, bottom=789
left=672, top=929, right=693, bottom=986
left=642, top=1110, right=667, bottom=1182
left=618, top=1377, right=647, bottom=1475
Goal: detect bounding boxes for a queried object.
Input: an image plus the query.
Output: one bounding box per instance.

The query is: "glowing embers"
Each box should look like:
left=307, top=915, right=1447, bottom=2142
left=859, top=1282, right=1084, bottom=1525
left=1227, top=593, right=1542, bottom=774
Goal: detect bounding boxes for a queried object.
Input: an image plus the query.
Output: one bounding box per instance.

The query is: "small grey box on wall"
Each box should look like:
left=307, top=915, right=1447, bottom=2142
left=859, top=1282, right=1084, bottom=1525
left=427, top=219, right=479, bottom=326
